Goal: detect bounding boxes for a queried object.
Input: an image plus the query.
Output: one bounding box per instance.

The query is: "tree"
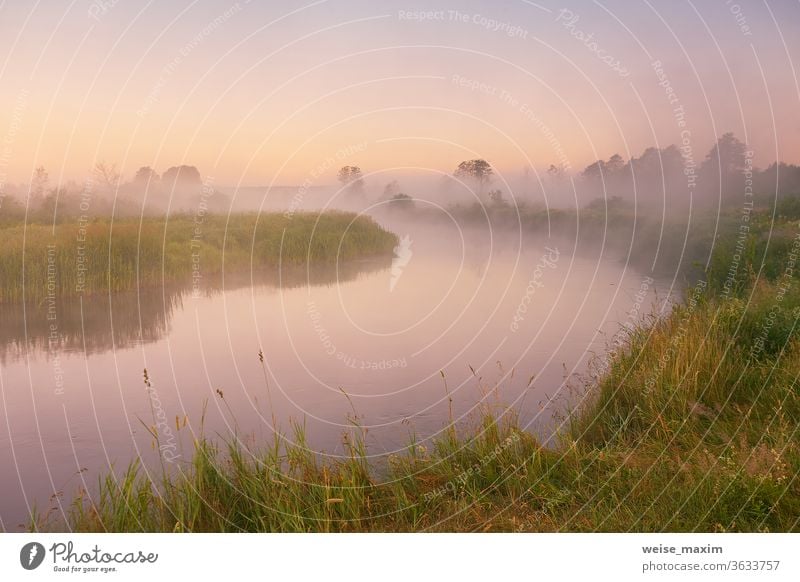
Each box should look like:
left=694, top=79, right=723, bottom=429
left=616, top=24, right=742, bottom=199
left=133, top=166, right=159, bottom=188
left=383, top=179, right=400, bottom=198
left=630, top=147, right=661, bottom=176
left=454, top=159, right=493, bottom=196
left=581, top=159, right=605, bottom=180
left=582, top=154, right=625, bottom=180
left=162, top=165, right=202, bottom=189
left=756, top=162, right=800, bottom=199
left=337, top=166, right=365, bottom=201
left=705, top=132, right=748, bottom=175
left=629, top=147, right=671, bottom=197
left=94, top=162, right=121, bottom=192
left=699, top=133, right=749, bottom=203
left=337, top=166, right=364, bottom=187
left=605, top=154, right=625, bottom=174
left=488, top=189, right=507, bottom=206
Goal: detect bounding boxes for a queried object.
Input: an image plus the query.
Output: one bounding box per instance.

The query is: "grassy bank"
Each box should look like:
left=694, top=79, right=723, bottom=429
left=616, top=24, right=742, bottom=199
left=39, top=210, right=800, bottom=533
left=0, top=212, right=397, bottom=303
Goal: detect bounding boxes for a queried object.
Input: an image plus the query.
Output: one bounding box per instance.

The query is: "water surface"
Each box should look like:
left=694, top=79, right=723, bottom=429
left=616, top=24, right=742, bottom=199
left=0, top=217, right=671, bottom=529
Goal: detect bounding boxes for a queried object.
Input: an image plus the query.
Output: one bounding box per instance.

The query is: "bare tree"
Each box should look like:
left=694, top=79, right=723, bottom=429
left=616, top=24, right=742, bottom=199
left=94, top=162, right=121, bottom=192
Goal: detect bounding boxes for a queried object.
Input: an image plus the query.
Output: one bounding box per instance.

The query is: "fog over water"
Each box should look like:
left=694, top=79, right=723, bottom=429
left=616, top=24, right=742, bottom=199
left=0, top=200, right=676, bottom=528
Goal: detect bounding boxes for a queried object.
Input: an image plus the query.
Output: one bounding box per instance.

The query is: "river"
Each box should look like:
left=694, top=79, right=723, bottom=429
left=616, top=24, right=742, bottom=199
left=0, top=215, right=672, bottom=529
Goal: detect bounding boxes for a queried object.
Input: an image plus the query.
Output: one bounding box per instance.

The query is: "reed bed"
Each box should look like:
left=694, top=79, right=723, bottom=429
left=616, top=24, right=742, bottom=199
left=0, top=212, right=397, bottom=303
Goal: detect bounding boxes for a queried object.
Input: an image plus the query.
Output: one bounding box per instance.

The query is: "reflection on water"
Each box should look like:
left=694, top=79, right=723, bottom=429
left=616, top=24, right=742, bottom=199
left=0, top=291, right=179, bottom=363
left=0, top=220, right=673, bottom=530
left=0, top=260, right=390, bottom=363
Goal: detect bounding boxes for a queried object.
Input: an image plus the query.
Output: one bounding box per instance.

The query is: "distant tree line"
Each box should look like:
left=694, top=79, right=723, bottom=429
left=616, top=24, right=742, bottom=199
left=0, top=163, right=227, bottom=223
left=570, top=133, right=800, bottom=209
left=4, top=132, right=800, bottom=224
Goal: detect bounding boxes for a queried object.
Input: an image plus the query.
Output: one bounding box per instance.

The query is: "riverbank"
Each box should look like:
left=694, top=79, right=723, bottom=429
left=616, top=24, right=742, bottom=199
left=36, top=208, right=800, bottom=532
left=0, top=212, right=397, bottom=303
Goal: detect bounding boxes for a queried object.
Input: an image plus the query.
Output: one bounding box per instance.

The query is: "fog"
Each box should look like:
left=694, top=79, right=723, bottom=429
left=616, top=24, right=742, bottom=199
left=3, top=131, right=799, bottom=291
left=4, top=133, right=799, bottom=229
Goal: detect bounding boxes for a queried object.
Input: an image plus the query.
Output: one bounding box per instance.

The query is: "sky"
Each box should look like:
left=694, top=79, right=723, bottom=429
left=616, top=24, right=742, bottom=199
left=0, top=0, right=798, bottom=187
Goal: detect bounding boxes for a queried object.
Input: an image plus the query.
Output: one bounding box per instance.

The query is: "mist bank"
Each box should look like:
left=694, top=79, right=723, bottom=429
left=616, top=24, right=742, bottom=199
left=3, top=133, right=799, bottom=221
left=377, top=192, right=795, bottom=289
left=3, top=131, right=798, bottom=295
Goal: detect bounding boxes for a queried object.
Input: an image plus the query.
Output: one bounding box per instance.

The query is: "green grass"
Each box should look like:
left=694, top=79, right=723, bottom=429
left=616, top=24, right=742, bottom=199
left=0, top=212, right=397, bottom=303
left=33, top=207, right=800, bottom=532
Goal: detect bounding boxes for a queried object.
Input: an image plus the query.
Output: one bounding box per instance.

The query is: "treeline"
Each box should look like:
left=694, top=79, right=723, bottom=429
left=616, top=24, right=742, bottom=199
left=4, top=132, right=800, bottom=226
left=416, top=133, right=800, bottom=210
left=555, top=132, right=800, bottom=210
left=0, top=163, right=230, bottom=225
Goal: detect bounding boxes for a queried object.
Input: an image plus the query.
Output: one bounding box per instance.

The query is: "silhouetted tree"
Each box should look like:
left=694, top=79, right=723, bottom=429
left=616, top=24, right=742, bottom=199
left=337, top=166, right=365, bottom=203
left=579, top=153, right=631, bottom=206
left=606, top=154, right=625, bottom=174
left=383, top=179, right=400, bottom=198
left=583, top=154, right=625, bottom=180
left=627, top=145, right=685, bottom=207
left=756, top=162, right=800, bottom=199
left=337, top=166, right=363, bottom=187
left=581, top=159, right=605, bottom=180
left=706, top=133, right=748, bottom=175
left=94, top=162, right=121, bottom=193
left=488, top=189, right=507, bottom=206
left=162, top=165, right=202, bottom=189
left=133, top=166, right=159, bottom=189
left=454, top=159, right=493, bottom=197
left=700, top=132, right=749, bottom=203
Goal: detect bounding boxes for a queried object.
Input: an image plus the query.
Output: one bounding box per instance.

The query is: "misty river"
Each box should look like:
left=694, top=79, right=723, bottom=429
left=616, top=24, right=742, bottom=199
left=0, top=215, right=673, bottom=529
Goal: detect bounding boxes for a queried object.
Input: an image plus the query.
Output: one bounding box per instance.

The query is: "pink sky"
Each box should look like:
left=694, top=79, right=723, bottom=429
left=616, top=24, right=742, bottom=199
left=1, top=0, right=798, bottom=187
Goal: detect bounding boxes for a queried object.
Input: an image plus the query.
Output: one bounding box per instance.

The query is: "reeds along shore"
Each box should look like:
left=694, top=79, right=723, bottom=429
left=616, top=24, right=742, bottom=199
left=0, top=212, right=398, bottom=304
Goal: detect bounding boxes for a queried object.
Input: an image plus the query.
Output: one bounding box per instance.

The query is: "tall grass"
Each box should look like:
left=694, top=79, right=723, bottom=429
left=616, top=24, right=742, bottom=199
left=0, top=212, right=397, bottom=303
left=34, top=207, right=800, bottom=532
